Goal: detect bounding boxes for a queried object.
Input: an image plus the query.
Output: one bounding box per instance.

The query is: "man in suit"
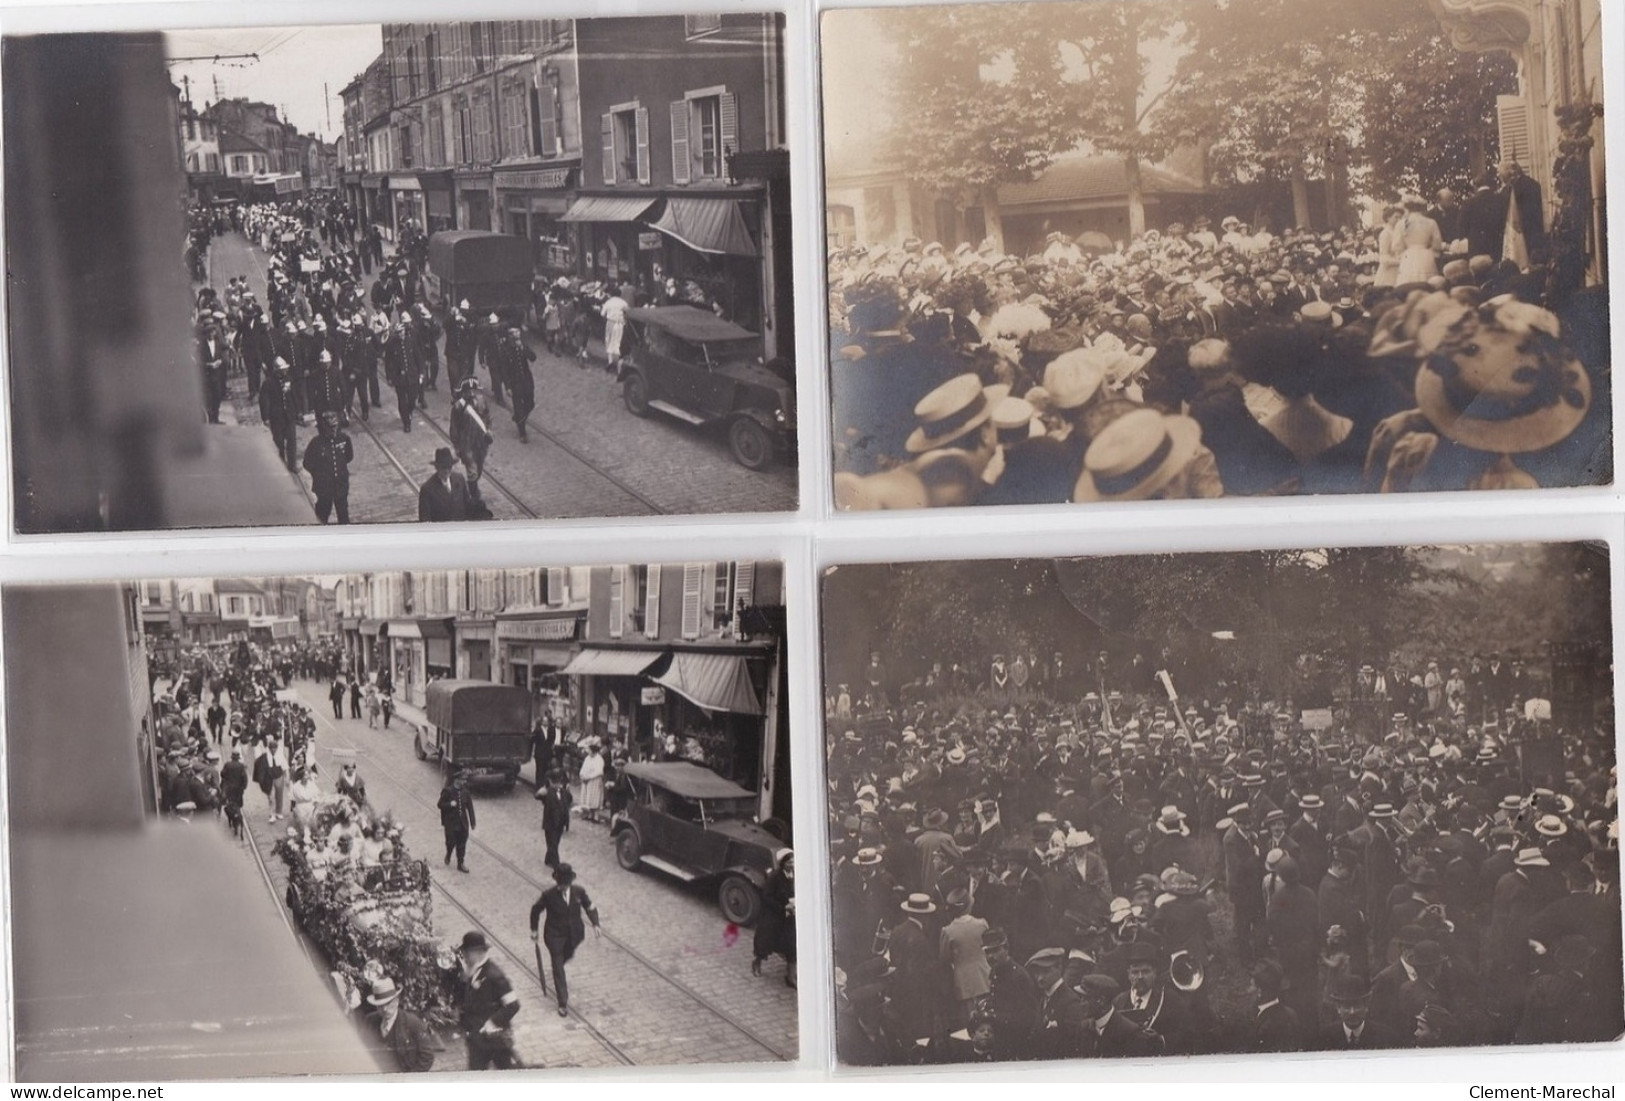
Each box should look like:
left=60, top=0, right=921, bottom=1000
left=437, top=770, right=475, bottom=872
left=418, top=448, right=472, bottom=522
left=1460, top=174, right=1508, bottom=263
left=366, top=976, right=442, bottom=1072
left=199, top=322, right=228, bottom=424
left=1076, top=973, right=1163, bottom=1058
left=1223, top=804, right=1266, bottom=962
left=529, top=717, right=558, bottom=793
left=455, top=931, right=520, bottom=1069
left=529, top=863, right=601, bottom=1016
left=1498, top=159, right=1547, bottom=267
left=1249, top=959, right=1302, bottom=1052
left=537, top=769, right=572, bottom=868
left=1321, top=974, right=1396, bottom=1050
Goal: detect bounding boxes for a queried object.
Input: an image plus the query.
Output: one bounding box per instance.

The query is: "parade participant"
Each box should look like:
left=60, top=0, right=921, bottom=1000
left=309, top=349, right=347, bottom=425
left=449, top=378, right=493, bottom=504
left=413, top=303, right=442, bottom=390
left=479, top=313, right=505, bottom=404
left=537, top=769, right=573, bottom=869
left=301, top=413, right=354, bottom=525
left=438, top=770, right=475, bottom=873
left=417, top=448, right=472, bottom=523
left=288, top=764, right=320, bottom=840
left=529, top=862, right=603, bottom=1016
left=263, top=734, right=289, bottom=823
left=379, top=315, right=416, bottom=432
left=366, top=977, right=442, bottom=1073
left=455, top=931, right=521, bottom=1070
left=328, top=675, right=346, bottom=719
left=198, top=318, right=229, bottom=425
left=335, top=759, right=367, bottom=808
left=599, top=287, right=631, bottom=374
left=577, top=739, right=606, bottom=822
left=445, top=300, right=476, bottom=388
left=498, top=326, right=537, bottom=441
left=221, top=746, right=248, bottom=838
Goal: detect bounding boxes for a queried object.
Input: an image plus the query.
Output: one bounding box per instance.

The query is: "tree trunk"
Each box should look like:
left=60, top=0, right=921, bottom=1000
left=980, top=184, right=1005, bottom=255
left=1124, top=149, right=1147, bottom=240
left=1290, top=166, right=1312, bottom=229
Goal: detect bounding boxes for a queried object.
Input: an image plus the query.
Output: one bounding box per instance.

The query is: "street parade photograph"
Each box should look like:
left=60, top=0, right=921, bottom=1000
left=821, top=0, right=1612, bottom=510
left=821, top=543, right=1620, bottom=1065
left=4, top=562, right=797, bottom=1079
left=3, top=15, right=797, bottom=534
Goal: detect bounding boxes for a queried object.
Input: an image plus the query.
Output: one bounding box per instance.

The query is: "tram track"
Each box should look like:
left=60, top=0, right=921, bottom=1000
left=331, top=721, right=793, bottom=1063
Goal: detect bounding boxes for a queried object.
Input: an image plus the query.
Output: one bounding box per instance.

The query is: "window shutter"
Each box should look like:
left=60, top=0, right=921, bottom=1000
left=644, top=564, right=662, bottom=638
left=670, top=100, right=691, bottom=185
left=635, top=105, right=651, bottom=185
left=1496, top=95, right=1530, bottom=166
left=733, top=562, right=756, bottom=616
left=719, top=91, right=738, bottom=160
left=533, top=86, right=550, bottom=157
left=681, top=564, right=704, bottom=640
left=601, top=112, right=616, bottom=184
left=609, top=565, right=625, bottom=638
left=547, top=567, right=566, bottom=606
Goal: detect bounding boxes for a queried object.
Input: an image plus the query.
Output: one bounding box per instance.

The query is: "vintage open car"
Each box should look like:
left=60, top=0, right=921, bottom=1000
left=609, top=760, right=780, bottom=925
left=617, top=305, right=795, bottom=471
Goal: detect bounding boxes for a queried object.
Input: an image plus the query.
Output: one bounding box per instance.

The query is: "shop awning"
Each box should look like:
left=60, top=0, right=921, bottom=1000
left=359, top=619, right=384, bottom=635
left=647, top=197, right=757, bottom=257
left=559, top=195, right=657, bottom=223
left=417, top=619, right=453, bottom=639
left=651, top=652, right=763, bottom=716
left=558, top=647, right=663, bottom=678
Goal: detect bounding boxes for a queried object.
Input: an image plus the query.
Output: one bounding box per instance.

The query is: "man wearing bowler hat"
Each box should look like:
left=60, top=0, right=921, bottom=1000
left=455, top=931, right=521, bottom=1070
left=529, top=862, right=602, bottom=1017
left=418, top=448, right=473, bottom=522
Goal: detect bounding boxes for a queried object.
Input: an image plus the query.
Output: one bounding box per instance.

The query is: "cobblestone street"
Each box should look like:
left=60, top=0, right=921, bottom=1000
left=208, top=231, right=797, bottom=524
left=235, top=679, right=798, bottom=1071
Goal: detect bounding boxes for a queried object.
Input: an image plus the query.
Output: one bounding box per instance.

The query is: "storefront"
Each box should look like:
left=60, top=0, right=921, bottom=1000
left=361, top=175, right=388, bottom=233
left=455, top=169, right=494, bottom=231
left=559, top=642, right=775, bottom=803
left=493, top=165, right=577, bottom=275
left=645, top=192, right=765, bottom=334
left=495, top=606, right=584, bottom=725
left=357, top=619, right=384, bottom=680
left=389, top=175, right=424, bottom=236
left=383, top=617, right=453, bottom=708
left=557, top=194, right=658, bottom=286
left=417, top=170, right=456, bottom=234
left=455, top=616, right=495, bottom=682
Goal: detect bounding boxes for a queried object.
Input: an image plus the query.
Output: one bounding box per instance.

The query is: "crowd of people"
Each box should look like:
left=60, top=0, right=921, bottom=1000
left=826, top=651, right=1620, bottom=1063
left=829, top=162, right=1607, bottom=508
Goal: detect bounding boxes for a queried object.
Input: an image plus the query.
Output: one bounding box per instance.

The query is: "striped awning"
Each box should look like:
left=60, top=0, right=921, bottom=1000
left=647, top=197, right=757, bottom=257
left=650, top=651, right=763, bottom=716
left=558, top=195, right=658, bottom=223
left=558, top=647, right=664, bottom=678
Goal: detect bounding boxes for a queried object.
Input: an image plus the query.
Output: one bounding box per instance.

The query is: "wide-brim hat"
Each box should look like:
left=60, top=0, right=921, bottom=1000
left=922, top=808, right=950, bottom=830
left=433, top=447, right=457, bottom=470
left=1413, top=307, right=1590, bottom=454
left=905, top=374, right=999, bottom=453
left=1368, top=803, right=1397, bottom=819
left=1074, top=410, right=1202, bottom=502
left=1298, top=794, right=1324, bottom=810
left=1534, top=814, right=1567, bottom=837
left=852, top=847, right=882, bottom=866
left=1298, top=300, right=1343, bottom=328
left=1513, top=847, right=1550, bottom=867
left=1043, top=349, right=1108, bottom=411
left=367, top=977, right=403, bottom=1006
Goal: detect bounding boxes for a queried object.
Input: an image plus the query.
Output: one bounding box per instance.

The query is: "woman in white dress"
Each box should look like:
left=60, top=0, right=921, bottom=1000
left=578, top=742, right=606, bottom=822
left=1394, top=195, right=1443, bottom=285
left=1373, top=204, right=1405, bottom=288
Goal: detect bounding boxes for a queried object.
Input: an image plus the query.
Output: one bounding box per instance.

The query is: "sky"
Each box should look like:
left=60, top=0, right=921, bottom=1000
left=165, top=24, right=383, bottom=142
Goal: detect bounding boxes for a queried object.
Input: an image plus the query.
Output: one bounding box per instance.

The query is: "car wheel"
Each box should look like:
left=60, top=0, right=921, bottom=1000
left=728, top=417, right=772, bottom=471
left=615, top=830, right=643, bottom=871
left=623, top=371, right=650, bottom=417
left=413, top=732, right=427, bottom=761
left=718, top=874, right=760, bottom=926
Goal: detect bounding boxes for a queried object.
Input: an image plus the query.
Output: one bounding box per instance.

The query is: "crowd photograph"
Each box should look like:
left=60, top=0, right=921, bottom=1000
left=821, top=0, right=1610, bottom=509
left=821, top=544, right=1619, bottom=1064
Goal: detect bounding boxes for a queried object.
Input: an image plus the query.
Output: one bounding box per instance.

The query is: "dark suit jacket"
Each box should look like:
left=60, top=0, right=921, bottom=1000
left=1461, top=186, right=1508, bottom=260
left=418, top=472, right=471, bottom=522
left=1319, top=1019, right=1398, bottom=1051
left=1506, top=174, right=1546, bottom=251
left=530, top=884, right=600, bottom=953
left=379, top=1006, right=442, bottom=1072
left=437, top=785, right=475, bottom=832
left=540, top=787, right=573, bottom=834
left=1252, top=1001, right=1302, bottom=1052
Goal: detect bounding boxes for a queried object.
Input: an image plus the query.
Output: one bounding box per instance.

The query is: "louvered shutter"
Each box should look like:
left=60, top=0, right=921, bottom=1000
left=609, top=565, right=625, bottom=638
left=644, top=564, right=662, bottom=638
left=719, top=92, right=738, bottom=162
left=538, top=85, right=557, bottom=157
left=681, top=564, right=704, bottom=640
left=601, top=112, right=616, bottom=184
left=1497, top=95, right=1531, bottom=166
left=733, top=562, right=755, bottom=611
left=670, top=100, right=691, bottom=185
left=547, top=567, right=565, bottom=606
left=635, top=106, right=651, bottom=184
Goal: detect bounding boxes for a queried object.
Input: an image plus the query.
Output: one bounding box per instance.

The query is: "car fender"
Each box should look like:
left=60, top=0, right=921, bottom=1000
left=727, top=864, right=768, bottom=892
left=609, top=815, right=636, bottom=839
left=729, top=407, right=777, bottom=435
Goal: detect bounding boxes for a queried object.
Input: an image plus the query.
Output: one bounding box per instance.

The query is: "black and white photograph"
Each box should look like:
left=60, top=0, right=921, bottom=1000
left=822, top=0, right=1611, bottom=509
left=6, top=561, right=796, bottom=1079
left=4, top=15, right=796, bottom=533
left=822, top=544, right=1619, bottom=1064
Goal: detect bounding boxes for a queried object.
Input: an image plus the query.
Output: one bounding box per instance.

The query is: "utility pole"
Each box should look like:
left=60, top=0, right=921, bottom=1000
left=324, top=82, right=332, bottom=136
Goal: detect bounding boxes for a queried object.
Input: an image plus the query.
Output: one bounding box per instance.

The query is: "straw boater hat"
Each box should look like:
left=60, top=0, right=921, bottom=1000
left=905, top=374, right=998, bottom=453
left=1298, top=300, right=1343, bottom=329
left=1154, top=806, right=1189, bottom=836
left=900, top=893, right=938, bottom=915
left=1043, top=349, right=1109, bottom=412
left=991, top=396, right=1043, bottom=444
left=1074, top=409, right=1202, bottom=502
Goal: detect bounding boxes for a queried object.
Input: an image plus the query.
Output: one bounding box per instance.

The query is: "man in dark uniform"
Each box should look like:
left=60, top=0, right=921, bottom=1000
left=529, top=862, right=602, bottom=1015
left=437, top=770, right=475, bottom=872
left=455, top=931, right=520, bottom=1070
left=981, top=928, right=1041, bottom=1058
left=260, top=357, right=299, bottom=472
left=418, top=448, right=472, bottom=523
left=537, top=770, right=573, bottom=868
left=199, top=321, right=228, bottom=424
left=414, top=303, right=443, bottom=390
left=302, top=413, right=354, bottom=525
left=445, top=301, right=476, bottom=388
left=309, top=349, right=347, bottom=425
left=498, top=326, right=536, bottom=440
left=380, top=316, right=416, bottom=432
